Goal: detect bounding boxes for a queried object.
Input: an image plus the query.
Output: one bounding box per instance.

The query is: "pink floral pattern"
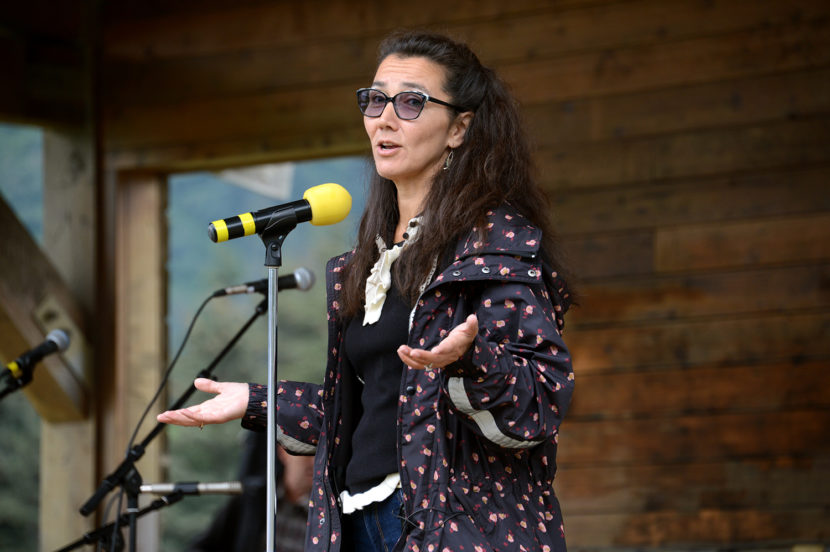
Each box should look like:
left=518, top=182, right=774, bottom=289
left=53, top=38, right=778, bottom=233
left=243, top=206, right=573, bottom=551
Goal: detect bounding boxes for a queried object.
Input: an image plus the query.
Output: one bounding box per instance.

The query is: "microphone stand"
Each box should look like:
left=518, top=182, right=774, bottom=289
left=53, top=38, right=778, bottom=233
left=57, top=491, right=186, bottom=552
left=78, top=298, right=268, bottom=550
left=258, top=211, right=302, bottom=552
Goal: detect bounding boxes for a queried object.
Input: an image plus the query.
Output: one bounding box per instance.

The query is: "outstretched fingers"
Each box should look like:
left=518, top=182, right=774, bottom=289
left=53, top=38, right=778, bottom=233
left=398, top=314, right=478, bottom=370
left=157, top=379, right=249, bottom=427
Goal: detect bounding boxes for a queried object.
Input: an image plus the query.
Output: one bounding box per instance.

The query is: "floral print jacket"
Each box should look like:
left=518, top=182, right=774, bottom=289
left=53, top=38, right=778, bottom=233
left=243, top=205, right=574, bottom=551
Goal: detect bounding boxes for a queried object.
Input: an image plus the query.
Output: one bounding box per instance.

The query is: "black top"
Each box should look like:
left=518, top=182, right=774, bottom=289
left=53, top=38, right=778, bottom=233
left=342, top=283, right=410, bottom=493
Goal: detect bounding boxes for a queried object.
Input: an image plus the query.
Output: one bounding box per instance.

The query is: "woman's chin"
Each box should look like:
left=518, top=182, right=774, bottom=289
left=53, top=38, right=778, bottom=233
left=374, top=164, right=400, bottom=182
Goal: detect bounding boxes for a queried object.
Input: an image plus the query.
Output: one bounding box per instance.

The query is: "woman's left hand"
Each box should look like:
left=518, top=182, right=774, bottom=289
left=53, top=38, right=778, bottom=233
left=398, top=314, right=478, bottom=370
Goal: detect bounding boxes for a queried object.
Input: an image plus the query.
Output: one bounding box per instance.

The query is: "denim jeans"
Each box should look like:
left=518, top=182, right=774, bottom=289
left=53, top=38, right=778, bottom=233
left=345, top=489, right=405, bottom=552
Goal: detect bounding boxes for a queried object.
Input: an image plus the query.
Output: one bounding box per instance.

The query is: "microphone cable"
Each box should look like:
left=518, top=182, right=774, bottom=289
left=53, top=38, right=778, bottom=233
left=107, top=292, right=215, bottom=552
left=124, top=293, right=214, bottom=458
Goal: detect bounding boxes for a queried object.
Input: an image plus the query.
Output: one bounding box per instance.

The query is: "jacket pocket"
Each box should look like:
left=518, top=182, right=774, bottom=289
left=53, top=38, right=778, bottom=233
left=446, top=474, right=496, bottom=535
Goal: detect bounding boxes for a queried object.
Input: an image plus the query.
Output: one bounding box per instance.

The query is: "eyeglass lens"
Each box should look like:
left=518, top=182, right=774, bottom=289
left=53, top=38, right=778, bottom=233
left=358, top=89, right=426, bottom=120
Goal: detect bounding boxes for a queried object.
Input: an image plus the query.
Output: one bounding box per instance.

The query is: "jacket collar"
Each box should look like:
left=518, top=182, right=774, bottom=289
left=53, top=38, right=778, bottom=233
left=451, top=204, right=542, bottom=261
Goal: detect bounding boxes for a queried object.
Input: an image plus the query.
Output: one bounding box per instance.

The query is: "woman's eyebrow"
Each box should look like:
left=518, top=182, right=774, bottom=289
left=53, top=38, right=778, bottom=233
left=372, top=80, right=431, bottom=93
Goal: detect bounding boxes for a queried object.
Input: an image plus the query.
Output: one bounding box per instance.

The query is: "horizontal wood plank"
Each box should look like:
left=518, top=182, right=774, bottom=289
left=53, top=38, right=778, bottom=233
left=100, top=7, right=830, bottom=157
left=102, top=82, right=363, bottom=151
left=465, top=0, right=830, bottom=70
left=538, top=118, right=830, bottom=191
left=101, top=0, right=601, bottom=59
left=557, top=410, right=830, bottom=465
left=553, top=166, right=830, bottom=236
left=570, top=212, right=830, bottom=281
left=568, top=361, right=830, bottom=419
left=573, top=264, right=829, bottom=325
left=101, top=0, right=829, bottom=107
left=525, top=65, right=830, bottom=146
left=105, top=124, right=370, bottom=172
left=558, top=457, right=830, bottom=513
left=655, top=213, right=830, bottom=272
left=563, top=508, right=830, bottom=547
left=504, top=9, right=830, bottom=105
left=566, top=311, right=830, bottom=373
left=102, top=0, right=822, bottom=60
left=564, top=230, right=654, bottom=280
left=106, top=109, right=830, bottom=177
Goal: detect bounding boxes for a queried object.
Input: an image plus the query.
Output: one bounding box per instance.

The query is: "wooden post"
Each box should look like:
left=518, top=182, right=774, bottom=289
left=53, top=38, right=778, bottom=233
left=38, top=128, right=97, bottom=550
left=109, top=171, right=167, bottom=550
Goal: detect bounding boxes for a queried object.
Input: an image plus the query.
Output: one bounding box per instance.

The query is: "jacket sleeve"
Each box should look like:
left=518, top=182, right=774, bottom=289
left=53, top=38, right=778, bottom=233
left=441, top=281, right=574, bottom=449
left=241, top=381, right=323, bottom=455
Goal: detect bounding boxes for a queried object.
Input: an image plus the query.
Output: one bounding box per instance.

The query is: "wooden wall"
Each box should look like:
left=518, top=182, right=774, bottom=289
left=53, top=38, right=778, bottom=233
left=527, top=1, right=830, bottom=547
left=4, top=0, right=825, bottom=548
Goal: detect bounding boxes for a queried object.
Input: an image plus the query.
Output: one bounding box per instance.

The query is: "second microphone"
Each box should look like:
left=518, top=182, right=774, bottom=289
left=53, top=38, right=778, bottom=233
left=213, top=267, right=315, bottom=297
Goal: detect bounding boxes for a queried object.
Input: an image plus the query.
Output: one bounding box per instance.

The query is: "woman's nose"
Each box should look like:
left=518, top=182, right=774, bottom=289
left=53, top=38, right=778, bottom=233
left=377, top=100, right=398, bottom=123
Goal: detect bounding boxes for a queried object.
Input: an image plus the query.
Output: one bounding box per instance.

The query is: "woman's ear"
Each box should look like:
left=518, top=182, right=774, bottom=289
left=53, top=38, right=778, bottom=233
left=448, top=111, right=474, bottom=149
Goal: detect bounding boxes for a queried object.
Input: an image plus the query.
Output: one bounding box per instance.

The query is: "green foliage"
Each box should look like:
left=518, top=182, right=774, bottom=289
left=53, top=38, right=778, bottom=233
left=0, top=123, right=42, bottom=551
left=0, top=123, right=43, bottom=242
left=0, top=395, right=40, bottom=551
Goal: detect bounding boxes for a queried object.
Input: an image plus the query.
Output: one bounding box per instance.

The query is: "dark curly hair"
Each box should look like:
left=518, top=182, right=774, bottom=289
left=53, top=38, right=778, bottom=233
left=339, top=30, right=572, bottom=317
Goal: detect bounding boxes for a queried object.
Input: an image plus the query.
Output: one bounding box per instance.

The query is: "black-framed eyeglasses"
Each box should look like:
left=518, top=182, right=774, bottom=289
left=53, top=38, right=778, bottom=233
left=356, top=88, right=463, bottom=120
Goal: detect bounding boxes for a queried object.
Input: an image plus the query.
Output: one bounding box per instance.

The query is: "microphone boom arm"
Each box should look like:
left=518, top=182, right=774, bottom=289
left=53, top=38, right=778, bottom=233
left=79, top=298, right=268, bottom=516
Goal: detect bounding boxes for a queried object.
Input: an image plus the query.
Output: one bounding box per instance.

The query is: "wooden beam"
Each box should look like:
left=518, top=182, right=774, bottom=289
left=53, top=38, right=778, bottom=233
left=0, top=8, right=88, bottom=127
left=104, top=125, right=369, bottom=173
left=0, top=196, right=89, bottom=420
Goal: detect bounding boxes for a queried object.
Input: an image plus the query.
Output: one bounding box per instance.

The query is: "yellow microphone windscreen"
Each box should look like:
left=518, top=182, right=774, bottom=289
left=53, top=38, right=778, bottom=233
left=303, top=183, right=352, bottom=226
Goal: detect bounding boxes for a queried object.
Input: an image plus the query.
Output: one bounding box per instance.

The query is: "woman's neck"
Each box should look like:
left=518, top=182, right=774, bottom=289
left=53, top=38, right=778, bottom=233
left=394, top=182, right=428, bottom=242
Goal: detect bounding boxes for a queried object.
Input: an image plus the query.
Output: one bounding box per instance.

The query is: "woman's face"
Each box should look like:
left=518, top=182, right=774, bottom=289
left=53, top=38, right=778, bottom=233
left=364, top=55, right=470, bottom=192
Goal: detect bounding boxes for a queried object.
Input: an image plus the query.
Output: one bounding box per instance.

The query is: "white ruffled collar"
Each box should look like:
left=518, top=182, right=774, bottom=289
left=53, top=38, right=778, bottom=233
left=362, top=216, right=422, bottom=325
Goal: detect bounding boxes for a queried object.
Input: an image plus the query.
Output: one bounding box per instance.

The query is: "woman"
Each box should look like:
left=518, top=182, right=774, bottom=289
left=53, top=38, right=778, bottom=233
left=159, top=30, right=574, bottom=552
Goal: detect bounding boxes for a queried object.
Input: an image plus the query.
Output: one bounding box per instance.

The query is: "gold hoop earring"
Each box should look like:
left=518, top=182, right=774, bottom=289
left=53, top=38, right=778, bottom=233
left=442, top=149, right=454, bottom=171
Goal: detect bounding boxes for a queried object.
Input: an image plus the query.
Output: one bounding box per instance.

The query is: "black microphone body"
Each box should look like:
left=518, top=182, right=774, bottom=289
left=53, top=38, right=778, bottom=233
left=2, top=329, right=70, bottom=385
left=208, top=199, right=312, bottom=243
left=207, top=183, right=351, bottom=243
left=213, top=267, right=315, bottom=297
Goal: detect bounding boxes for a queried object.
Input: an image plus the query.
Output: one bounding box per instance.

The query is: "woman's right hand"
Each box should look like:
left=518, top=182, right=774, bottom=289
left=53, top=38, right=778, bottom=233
left=157, top=378, right=249, bottom=427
